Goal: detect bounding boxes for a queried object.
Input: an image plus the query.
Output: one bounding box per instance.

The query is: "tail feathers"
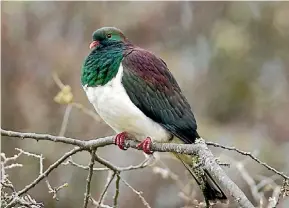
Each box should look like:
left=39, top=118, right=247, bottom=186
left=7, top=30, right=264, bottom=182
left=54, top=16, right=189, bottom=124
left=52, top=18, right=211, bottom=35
left=203, top=170, right=228, bottom=203
left=176, top=154, right=228, bottom=207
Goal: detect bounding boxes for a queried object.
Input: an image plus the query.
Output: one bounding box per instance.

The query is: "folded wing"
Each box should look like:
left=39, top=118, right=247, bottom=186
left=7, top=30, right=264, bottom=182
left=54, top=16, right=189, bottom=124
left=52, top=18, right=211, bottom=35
left=122, top=48, right=199, bottom=144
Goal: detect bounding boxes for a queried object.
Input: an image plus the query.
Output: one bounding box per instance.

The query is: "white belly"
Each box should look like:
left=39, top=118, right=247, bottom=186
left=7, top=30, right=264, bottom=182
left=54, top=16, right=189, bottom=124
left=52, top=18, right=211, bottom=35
left=83, top=64, right=171, bottom=142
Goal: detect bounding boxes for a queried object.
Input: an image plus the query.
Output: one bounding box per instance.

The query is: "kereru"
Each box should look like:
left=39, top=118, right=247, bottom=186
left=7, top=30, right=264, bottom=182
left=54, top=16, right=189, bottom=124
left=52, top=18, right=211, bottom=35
left=81, top=27, right=227, bottom=206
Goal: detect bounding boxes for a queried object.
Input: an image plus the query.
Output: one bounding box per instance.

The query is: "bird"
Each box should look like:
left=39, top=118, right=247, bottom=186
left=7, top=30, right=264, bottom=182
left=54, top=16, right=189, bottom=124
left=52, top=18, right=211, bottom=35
left=81, top=27, right=227, bottom=206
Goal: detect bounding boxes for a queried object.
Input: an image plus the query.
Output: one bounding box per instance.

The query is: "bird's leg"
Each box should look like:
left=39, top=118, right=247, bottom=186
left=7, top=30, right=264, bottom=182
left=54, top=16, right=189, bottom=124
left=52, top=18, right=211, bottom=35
left=137, top=137, right=153, bottom=154
left=114, top=132, right=128, bottom=150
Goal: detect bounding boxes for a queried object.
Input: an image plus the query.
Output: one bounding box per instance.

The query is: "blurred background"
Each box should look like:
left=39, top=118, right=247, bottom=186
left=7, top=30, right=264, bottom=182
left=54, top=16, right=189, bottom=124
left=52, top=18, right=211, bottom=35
left=2, top=1, right=289, bottom=208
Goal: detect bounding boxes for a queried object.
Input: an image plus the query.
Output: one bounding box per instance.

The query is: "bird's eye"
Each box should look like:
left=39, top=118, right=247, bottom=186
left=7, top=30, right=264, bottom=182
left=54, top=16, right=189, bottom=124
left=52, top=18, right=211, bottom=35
left=107, top=34, right=112, bottom=38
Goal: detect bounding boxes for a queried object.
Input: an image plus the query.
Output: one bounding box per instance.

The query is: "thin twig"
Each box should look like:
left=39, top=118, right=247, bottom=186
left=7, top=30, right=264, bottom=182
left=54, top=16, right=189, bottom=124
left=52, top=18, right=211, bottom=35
left=255, top=174, right=279, bottom=190
left=4, top=164, right=23, bottom=169
left=97, top=171, right=116, bottom=207
left=40, top=154, right=55, bottom=199
left=52, top=71, right=65, bottom=89
left=71, top=102, right=101, bottom=122
left=12, top=149, right=65, bottom=200
left=39, top=152, right=67, bottom=200
left=83, top=149, right=97, bottom=208
left=94, top=154, right=119, bottom=172
left=65, top=157, right=152, bottom=172
left=118, top=157, right=152, bottom=171
left=1, top=151, right=23, bottom=165
left=62, top=157, right=109, bottom=171
left=119, top=175, right=151, bottom=208
left=89, top=196, right=113, bottom=208
left=235, top=160, right=264, bottom=204
left=275, top=180, right=289, bottom=207
left=5, top=147, right=84, bottom=208
left=14, top=147, right=84, bottom=200
left=207, top=141, right=289, bottom=180
left=113, top=175, right=120, bottom=208
left=59, top=104, right=73, bottom=136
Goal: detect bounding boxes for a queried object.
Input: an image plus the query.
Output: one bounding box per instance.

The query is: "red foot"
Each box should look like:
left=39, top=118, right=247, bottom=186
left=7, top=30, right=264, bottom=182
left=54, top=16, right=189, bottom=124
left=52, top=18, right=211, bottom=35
left=137, top=137, right=153, bottom=154
left=114, top=132, right=128, bottom=150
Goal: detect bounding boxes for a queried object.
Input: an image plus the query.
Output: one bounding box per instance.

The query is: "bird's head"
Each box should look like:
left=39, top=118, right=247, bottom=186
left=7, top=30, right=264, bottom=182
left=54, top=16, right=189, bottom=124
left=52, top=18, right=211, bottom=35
left=89, top=27, right=128, bottom=49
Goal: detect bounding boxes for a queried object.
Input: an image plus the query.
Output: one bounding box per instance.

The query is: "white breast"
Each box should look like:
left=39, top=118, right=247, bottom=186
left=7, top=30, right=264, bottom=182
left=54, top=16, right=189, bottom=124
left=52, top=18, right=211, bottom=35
left=83, top=63, right=171, bottom=142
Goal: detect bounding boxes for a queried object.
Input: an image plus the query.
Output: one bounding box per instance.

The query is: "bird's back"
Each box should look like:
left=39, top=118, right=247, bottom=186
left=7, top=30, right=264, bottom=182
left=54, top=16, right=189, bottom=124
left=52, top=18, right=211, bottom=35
left=122, top=47, right=199, bottom=144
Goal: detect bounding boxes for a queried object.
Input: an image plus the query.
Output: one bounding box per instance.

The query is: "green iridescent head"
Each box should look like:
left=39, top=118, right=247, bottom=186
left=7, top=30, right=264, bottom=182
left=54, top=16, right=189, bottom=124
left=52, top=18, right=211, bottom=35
left=89, top=27, right=127, bottom=49
left=82, top=27, right=127, bottom=87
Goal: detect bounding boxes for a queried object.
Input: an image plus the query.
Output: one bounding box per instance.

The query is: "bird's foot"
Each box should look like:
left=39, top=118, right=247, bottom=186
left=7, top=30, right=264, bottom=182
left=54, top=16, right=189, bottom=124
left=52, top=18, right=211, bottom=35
left=137, top=137, right=153, bottom=154
left=114, top=132, right=128, bottom=150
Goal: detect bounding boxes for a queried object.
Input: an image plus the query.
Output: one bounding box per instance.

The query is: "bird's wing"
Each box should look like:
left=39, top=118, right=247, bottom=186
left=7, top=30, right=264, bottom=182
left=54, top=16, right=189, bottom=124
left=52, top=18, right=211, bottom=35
left=122, top=48, right=198, bottom=144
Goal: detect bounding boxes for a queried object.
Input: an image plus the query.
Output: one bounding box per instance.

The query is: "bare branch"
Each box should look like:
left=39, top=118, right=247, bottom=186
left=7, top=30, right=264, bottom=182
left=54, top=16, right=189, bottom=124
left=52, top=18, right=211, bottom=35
left=255, top=174, right=279, bottom=191
left=268, top=185, right=281, bottom=208
left=118, top=157, right=153, bottom=172
left=4, top=128, right=288, bottom=208
left=1, top=129, right=87, bottom=147
left=1, top=151, right=23, bottom=165
left=89, top=196, right=113, bottom=208
left=9, top=147, right=84, bottom=208
left=97, top=171, right=116, bottom=207
left=274, top=180, right=289, bottom=207
left=94, top=154, right=119, bottom=172
left=62, top=156, right=109, bottom=171
left=83, top=149, right=97, bottom=208
left=59, top=104, right=73, bottom=136
left=190, top=139, right=255, bottom=208
left=113, top=175, right=120, bottom=208
left=71, top=102, right=101, bottom=122
left=4, top=147, right=84, bottom=208
left=4, top=164, right=23, bottom=169
left=52, top=71, right=66, bottom=89
left=207, top=141, right=289, bottom=180
left=119, top=175, right=151, bottom=208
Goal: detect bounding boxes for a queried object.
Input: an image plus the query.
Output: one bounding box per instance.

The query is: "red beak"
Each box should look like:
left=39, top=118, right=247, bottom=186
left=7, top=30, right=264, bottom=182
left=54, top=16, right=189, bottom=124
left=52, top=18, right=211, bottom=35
left=89, top=40, right=99, bottom=49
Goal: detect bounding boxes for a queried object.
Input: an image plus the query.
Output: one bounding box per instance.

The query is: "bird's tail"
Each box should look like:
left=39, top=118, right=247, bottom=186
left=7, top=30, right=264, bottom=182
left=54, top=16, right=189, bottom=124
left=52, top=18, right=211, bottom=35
left=174, top=153, right=227, bottom=207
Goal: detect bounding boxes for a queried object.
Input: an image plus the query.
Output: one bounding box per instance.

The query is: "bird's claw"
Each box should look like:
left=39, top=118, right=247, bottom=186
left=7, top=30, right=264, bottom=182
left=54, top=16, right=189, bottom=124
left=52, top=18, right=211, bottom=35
left=137, top=137, right=153, bottom=154
left=114, top=132, right=128, bottom=150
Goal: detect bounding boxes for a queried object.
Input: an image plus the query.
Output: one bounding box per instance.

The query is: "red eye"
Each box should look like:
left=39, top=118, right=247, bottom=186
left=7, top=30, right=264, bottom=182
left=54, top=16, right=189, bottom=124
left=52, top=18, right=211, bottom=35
left=107, top=34, right=112, bottom=38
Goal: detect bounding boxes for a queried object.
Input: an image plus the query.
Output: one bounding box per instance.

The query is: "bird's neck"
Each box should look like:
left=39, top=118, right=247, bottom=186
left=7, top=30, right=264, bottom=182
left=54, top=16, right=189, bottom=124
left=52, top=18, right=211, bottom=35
left=81, top=45, right=125, bottom=87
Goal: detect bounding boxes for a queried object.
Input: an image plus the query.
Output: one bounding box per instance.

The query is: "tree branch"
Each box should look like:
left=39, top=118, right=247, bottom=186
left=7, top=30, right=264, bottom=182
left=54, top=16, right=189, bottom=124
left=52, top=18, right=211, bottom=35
left=97, top=171, right=116, bottom=208
left=1, top=129, right=87, bottom=147
left=113, top=175, right=120, bottom=207
left=207, top=141, right=289, bottom=180
left=119, top=175, right=151, bottom=208
left=83, top=149, right=97, bottom=208
left=5, top=147, right=85, bottom=208
left=3, top=128, right=288, bottom=207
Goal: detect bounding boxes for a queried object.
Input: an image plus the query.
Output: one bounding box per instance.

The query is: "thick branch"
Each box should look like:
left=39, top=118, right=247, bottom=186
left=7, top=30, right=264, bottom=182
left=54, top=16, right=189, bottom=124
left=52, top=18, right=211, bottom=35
left=192, top=139, right=254, bottom=208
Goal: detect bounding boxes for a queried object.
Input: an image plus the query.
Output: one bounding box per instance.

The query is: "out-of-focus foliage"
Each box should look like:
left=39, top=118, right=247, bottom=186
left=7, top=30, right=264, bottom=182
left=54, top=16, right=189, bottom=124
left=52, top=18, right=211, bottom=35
left=2, top=2, right=289, bottom=208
